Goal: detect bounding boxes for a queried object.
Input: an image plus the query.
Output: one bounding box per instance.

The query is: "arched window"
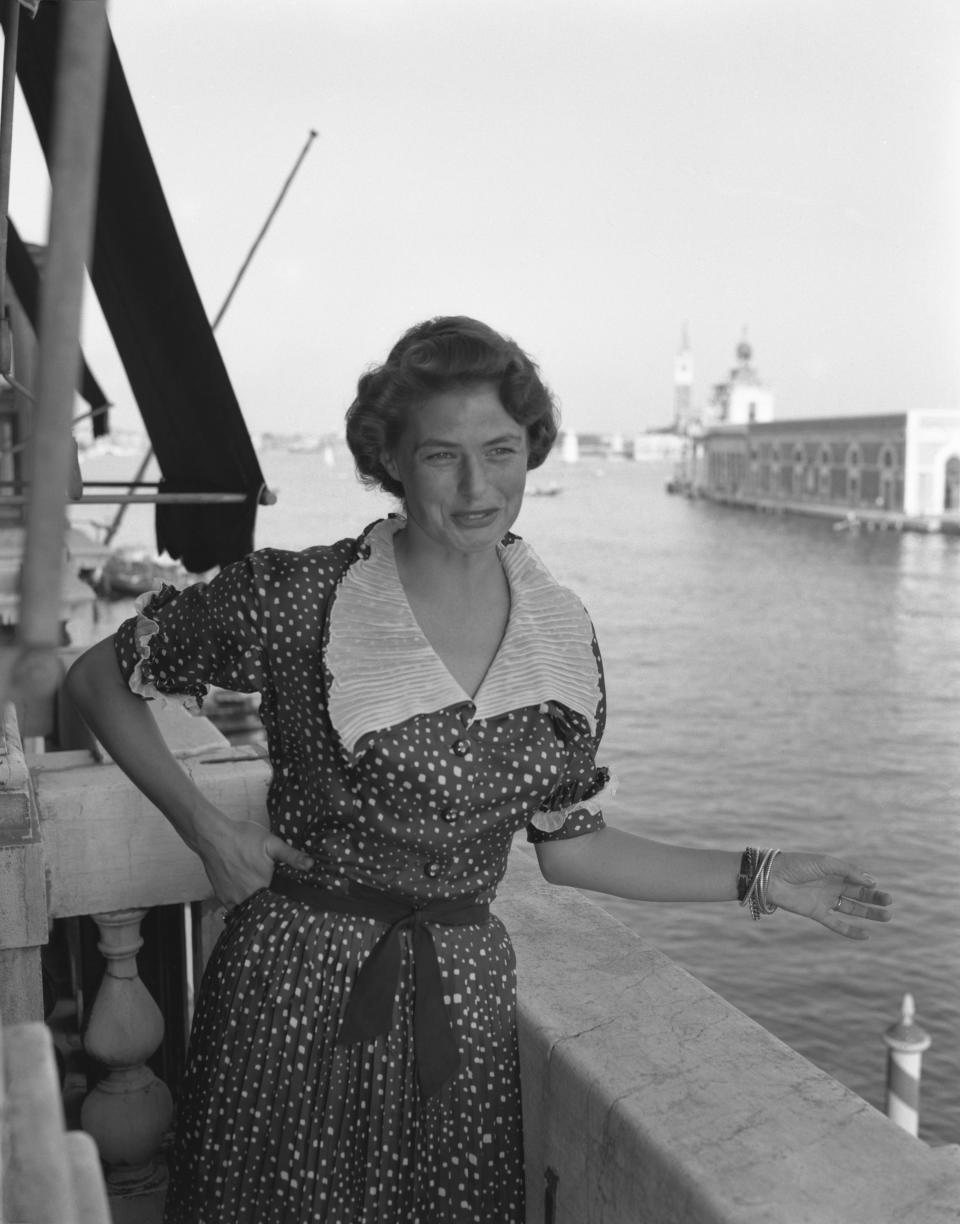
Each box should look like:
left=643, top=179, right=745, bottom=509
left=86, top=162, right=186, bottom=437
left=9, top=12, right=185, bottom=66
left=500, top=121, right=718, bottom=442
left=847, top=444, right=860, bottom=468
left=881, top=447, right=895, bottom=469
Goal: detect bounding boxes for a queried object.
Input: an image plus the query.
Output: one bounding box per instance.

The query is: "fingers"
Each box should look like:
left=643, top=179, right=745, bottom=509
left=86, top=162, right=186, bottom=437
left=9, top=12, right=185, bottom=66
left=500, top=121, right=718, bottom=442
left=235, top=821, right=314, bottom=872
left=773, top=853, right=893, bottom=940
left=819, top=857, right=878, bottom=889
left=265, top=834, right=314, bottom=873
left=205, top=827, right=313, bottom=910
left=831, top=893, right=892, bottom=921
left=826, top=885, right=893, bottom=939
left=823, top=916, right=871, bottom=942
left=826, top=861, right=894, bottom=922
left=856, top=886, right=894, bottom=910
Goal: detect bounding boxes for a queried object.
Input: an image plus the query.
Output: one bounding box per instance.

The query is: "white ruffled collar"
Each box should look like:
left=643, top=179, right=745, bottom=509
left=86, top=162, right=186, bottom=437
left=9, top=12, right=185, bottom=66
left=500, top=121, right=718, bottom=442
left=326, top=518, right=600, bottom=756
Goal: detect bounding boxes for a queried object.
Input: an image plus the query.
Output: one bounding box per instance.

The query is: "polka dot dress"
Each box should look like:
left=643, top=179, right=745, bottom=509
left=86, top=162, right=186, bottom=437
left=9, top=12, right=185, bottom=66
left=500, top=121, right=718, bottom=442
left=114, top=519, right=608, bottom=1224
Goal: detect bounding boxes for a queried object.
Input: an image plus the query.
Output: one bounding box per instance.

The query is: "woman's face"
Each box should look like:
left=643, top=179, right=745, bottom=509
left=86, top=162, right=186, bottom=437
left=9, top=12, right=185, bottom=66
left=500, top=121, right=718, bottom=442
left=383, top=383, right=529, bottom=558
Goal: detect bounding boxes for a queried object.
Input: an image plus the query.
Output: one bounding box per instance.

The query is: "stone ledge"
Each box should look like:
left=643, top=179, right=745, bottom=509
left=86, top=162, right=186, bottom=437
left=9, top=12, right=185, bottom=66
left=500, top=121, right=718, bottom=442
left=34, top=751, right=271, bottom=917
left=499, top=845, right=960, bottom=1224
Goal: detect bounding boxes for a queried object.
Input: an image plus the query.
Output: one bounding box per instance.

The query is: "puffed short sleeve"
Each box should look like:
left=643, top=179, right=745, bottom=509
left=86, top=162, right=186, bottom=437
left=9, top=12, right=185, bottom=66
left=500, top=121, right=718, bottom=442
left=525, top=759, right=613, bottom=843
left=525, top=629, right=612, bottom=844
left=113, top=553, right=269, bottom=710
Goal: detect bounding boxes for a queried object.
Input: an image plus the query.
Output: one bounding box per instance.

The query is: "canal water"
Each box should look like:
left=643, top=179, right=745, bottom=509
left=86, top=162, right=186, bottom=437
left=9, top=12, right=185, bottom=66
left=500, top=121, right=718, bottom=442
left=74, top=444, right=960, bottom=1145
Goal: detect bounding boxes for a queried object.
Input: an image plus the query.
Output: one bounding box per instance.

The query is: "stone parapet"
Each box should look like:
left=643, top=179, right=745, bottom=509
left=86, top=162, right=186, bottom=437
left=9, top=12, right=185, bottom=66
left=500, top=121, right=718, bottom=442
left=499, top=845, right=960, bottom=1224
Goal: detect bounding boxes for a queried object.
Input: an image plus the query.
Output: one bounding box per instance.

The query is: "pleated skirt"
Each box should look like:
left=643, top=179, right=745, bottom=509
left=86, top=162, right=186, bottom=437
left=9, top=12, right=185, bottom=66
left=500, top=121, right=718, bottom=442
left=163, top=888, right=525, bottom=1224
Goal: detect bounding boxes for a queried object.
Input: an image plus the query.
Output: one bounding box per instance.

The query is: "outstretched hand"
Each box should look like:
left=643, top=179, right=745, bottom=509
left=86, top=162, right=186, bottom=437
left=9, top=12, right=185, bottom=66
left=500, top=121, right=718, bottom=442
left=197, top=817, right=314, bottom=909
left=766, top=853, right=892, bottom=939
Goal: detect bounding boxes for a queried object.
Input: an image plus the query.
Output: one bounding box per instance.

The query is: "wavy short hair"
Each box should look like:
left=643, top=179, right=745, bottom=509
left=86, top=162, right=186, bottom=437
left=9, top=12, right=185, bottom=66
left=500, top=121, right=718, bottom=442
left=345, top=316, right=560, bottom=499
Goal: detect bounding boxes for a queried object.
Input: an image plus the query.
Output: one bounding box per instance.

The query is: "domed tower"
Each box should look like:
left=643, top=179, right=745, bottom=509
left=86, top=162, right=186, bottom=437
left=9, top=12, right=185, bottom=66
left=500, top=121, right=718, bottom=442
left=673, top=323, right=694, bottom=431
left=725, top=330, right=774, bottom=425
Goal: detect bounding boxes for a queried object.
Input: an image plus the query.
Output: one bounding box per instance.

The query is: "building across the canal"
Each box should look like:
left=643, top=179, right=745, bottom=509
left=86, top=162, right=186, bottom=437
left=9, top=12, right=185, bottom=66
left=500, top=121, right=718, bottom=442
left=680, top=337, right=960, bottom=530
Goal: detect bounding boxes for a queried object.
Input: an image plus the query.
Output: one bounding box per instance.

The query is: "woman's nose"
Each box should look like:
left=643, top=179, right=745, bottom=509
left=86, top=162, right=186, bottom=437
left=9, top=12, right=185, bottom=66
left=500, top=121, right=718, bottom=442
left=459, top=455, right=487, bottom=498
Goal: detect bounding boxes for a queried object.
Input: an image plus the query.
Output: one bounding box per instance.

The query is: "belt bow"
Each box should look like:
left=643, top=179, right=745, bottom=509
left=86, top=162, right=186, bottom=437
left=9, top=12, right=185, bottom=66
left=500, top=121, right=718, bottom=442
left=269, top=875, right=489, bottom=1098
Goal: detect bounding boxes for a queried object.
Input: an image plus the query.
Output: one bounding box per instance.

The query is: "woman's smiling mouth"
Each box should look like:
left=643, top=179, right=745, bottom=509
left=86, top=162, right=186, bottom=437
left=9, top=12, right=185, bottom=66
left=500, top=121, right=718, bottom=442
left=453, top=509, right=499, bottom=523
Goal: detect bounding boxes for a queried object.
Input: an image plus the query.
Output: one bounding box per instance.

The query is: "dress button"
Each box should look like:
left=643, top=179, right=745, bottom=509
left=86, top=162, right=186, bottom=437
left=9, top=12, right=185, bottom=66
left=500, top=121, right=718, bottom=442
left=443, top=810, right=459, bottom=824
left=424, top=861, right=442, bottom=878
left=453, top=738, right=471, bottom=756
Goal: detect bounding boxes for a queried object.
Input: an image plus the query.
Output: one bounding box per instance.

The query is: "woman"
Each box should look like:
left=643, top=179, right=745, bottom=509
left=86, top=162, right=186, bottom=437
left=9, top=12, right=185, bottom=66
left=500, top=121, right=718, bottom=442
left=65, top=316, right=891, bottom=1224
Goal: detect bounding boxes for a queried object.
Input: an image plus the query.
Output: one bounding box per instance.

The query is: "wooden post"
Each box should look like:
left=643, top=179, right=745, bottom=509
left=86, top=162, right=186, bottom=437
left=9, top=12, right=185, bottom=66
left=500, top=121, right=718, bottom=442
left=8, top=0, right=108, bottom=713
left=80, top=909, right=172, bottom=1208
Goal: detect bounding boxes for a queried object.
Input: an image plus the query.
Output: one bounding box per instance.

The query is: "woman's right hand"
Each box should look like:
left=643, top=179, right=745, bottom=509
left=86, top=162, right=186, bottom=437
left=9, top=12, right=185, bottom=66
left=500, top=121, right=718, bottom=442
left=195, top=815, right=314, bottom=909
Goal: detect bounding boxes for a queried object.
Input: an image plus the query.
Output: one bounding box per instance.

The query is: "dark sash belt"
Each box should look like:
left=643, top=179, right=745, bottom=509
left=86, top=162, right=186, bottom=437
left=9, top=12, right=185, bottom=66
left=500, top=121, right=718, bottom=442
left=269, top=874, right=490, bottom=1099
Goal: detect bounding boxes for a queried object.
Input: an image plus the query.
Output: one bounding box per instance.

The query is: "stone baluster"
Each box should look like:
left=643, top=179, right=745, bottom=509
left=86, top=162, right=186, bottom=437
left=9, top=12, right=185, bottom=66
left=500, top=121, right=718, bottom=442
left=80, top=908, right=173, bottom=1209
left=1, top=1016, right=111, bottom=1224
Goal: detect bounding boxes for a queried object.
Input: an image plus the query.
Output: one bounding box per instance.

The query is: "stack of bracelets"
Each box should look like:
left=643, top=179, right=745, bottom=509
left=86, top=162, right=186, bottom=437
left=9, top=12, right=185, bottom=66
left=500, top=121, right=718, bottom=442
left=737, top=846, right=781, bottom=919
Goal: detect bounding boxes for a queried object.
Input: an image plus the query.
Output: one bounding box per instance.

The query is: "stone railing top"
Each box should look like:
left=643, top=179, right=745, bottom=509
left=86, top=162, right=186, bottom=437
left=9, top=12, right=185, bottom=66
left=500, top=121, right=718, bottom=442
left=19, top=699, right=270, bottom=917
left=499, top=845, right=960, bottom=1224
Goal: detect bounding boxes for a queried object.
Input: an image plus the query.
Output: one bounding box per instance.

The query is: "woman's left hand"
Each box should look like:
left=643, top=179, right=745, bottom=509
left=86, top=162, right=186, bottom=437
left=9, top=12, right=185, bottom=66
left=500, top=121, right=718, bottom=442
left=767, top=853, right=893, bottom=939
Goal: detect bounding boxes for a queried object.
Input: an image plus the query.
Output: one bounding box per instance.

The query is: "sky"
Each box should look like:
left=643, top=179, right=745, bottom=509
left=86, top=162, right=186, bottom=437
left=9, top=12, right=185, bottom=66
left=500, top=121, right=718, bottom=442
left=8, top=0, right=960, bottom=438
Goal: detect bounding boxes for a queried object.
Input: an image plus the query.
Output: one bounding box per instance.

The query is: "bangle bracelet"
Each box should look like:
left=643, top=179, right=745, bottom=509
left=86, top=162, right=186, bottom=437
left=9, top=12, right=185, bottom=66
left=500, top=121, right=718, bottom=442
left=739, top=846, right=781, bottom=919
left=755, top=848, right=780, bottom=917
left=734, top=847, right=759, bottom=905
left=736, top=847, right=755, bottom=902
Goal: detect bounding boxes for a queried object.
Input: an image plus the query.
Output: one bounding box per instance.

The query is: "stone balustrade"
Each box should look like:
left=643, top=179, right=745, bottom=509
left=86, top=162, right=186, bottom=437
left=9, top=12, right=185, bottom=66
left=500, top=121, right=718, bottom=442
left=0, top=694, right=271, bottom=1221
left=1, top=1009, right=110, bottom=1224
left=2, top=695, right=960, bottom=1223
left=80, top=909, right=173, bottom=1204
left=500, top=845, right=960, bottom=1223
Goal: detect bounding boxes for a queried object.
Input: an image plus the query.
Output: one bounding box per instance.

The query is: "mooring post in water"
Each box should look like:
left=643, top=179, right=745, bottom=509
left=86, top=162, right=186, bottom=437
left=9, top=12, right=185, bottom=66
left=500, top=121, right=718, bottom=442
left=883, top=993, right=931, bottom=1137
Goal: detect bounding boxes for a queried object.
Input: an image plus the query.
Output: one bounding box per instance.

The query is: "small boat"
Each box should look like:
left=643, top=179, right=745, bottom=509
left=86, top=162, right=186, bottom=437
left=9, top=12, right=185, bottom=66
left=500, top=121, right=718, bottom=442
left=91, top=545, right=190, bottom=599
left=528, top=482, right=563, bottom=498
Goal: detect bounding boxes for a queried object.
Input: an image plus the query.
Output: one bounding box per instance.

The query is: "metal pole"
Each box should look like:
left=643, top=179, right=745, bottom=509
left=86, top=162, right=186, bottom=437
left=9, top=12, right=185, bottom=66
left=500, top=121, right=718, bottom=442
left=210, top=127, right=317, bottom=331
left=9, top=0, right=110, bottom=710
left=883, top=993, right=931, bottom=1137
left=99, top=128, right=316, bottom=542
left=101, top=443, right=153, bottom=546
left=0, top=492, right=249, bottom=506
left=0, top=0, right=21, bottom=374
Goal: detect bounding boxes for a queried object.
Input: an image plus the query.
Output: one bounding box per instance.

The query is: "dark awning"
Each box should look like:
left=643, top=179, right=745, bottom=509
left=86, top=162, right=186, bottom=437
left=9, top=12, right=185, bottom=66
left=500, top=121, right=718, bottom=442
left=5, top=4, right=268, bottom=572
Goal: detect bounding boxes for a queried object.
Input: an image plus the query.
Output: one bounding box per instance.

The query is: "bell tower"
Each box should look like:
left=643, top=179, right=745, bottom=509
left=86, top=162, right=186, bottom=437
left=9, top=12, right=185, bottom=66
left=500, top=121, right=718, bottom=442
left=673, top=323, right=693, bottom=431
